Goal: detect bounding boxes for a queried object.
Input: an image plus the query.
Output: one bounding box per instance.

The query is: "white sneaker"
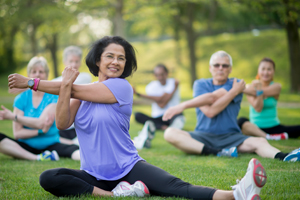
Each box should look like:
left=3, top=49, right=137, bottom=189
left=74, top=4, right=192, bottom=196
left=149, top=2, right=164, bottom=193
left=169, top=115, right=185, bottom=129
left=112, top=181, right=150, bottom=197
left=266, top=132, right=288, bottom=140
left=133, top=120, right=156, bottom=150
left=232, top=158, right=267, bottom=200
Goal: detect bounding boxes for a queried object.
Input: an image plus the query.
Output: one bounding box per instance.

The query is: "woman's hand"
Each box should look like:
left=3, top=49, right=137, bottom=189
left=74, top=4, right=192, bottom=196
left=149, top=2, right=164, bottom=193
left=0, top=105, right=14, bottom=121
left=8, top=73, right=30, bottom=89
left=61, top=66, right=79, bottom=85
left=251, top=80, right=262, bottom=90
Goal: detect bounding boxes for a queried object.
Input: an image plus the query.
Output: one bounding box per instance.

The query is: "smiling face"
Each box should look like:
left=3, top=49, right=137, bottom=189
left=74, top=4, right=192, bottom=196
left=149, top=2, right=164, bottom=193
left=258, top=61, right=275, bottom=83
left=96, top=43, right=126, bottom=81
left=28, top=64, right=48, bottom=80
left=209, top=56, right=232, bottom=85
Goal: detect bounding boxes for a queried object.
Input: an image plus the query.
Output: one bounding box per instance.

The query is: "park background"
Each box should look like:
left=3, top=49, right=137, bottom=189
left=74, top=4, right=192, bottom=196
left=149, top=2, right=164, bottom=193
left=0, top=0, right=300, bottom=199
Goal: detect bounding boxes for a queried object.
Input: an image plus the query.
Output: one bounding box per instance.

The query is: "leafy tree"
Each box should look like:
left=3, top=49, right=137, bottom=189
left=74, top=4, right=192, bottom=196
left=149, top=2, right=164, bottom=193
left=238, top=0, right=300, bottom=92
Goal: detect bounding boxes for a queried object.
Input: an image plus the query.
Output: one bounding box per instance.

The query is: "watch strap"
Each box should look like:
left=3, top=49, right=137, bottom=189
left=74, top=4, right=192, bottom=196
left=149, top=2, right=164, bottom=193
left=33, top=78, right=40, bottom=91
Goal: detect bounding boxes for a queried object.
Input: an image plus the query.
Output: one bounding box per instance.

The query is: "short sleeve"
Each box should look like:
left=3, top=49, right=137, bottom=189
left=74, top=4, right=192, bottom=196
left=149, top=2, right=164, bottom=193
left=13, top=90, right=29, bottom=112
left=145, top=81, right=158, bottom=96
left=103, top=78, right=133, bottom=106
left=193, top=79, right=212, bottom=98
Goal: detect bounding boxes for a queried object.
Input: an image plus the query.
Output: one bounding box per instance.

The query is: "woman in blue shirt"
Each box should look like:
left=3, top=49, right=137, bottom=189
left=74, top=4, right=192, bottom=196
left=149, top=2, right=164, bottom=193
left=0, top=56, right=79, bottom=161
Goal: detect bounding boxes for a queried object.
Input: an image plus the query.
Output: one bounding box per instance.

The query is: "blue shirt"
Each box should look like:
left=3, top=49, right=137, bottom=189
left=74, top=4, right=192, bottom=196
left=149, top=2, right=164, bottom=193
left=75, top=78, right=144, bottom=180
left=13, top=89, right=60, bottom=149
left=193, top=78, right=243, bottom=134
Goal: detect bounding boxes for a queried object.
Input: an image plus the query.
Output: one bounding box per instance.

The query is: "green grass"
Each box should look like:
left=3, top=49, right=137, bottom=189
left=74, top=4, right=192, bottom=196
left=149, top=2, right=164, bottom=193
left=1, top=29, right=300, bottom=199
left=1, top=101, right=300, bottom=199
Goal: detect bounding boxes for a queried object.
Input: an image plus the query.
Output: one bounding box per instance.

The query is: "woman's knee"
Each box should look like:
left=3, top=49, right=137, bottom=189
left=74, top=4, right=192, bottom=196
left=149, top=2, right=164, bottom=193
left=39, top=169, right=58, bottom=190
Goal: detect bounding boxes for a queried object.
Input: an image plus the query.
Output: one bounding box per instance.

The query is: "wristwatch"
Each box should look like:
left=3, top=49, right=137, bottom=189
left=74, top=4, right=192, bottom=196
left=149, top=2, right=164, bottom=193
left=28, top=78, right=35, bottom=89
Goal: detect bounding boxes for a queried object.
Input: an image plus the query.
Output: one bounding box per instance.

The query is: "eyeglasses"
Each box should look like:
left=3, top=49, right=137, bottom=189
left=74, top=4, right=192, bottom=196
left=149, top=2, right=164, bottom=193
left=101, top=55, right=126, bottom=64
left=212, top=64, right=230, bottom=68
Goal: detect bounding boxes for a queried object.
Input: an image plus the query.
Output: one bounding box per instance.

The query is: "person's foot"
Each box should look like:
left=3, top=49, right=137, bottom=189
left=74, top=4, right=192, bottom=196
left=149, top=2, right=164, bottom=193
left=39, top=150, right=59, bottom=161
left=112, top=181, right=150, bottom=197
left=217, top=146, right=238, bottom=157
left=133, top=120, right=156, bottom=150
left=283, top=148, right=300, bottom=162
left=266, top=132, right=288, bottom=140
left=232, top=158, right=267, bottom=200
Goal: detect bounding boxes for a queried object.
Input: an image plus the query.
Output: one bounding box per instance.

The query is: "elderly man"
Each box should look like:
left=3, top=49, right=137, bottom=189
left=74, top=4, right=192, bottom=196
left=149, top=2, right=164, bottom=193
left=163, top=50, right=300, bottom=161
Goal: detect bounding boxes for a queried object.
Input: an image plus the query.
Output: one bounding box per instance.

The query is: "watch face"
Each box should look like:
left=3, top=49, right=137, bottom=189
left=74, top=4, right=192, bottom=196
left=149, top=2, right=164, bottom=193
left=28, top=79, right=34, bottom=87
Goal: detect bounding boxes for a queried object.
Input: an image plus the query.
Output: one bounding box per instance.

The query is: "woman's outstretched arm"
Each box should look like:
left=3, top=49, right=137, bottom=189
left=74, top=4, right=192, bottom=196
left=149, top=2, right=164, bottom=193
left=8, top=69, right=116, bottom=104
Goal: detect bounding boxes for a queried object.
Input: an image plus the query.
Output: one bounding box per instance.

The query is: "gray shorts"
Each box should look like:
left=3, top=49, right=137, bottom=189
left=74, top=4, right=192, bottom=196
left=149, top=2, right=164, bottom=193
left=188, top=131, right=249, bottom=149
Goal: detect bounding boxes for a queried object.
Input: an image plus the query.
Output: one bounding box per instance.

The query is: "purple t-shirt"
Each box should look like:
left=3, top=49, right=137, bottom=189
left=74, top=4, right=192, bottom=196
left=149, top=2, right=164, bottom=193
left=74, top=78, right=144, bottom=180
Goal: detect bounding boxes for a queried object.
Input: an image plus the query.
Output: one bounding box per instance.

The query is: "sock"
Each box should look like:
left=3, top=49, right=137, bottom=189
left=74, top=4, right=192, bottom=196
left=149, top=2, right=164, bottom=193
left=274, top=152, right=289, bottom=160
left=36, top=154, right=41, bottom=160
left=201, top=145, right=220, bottom=155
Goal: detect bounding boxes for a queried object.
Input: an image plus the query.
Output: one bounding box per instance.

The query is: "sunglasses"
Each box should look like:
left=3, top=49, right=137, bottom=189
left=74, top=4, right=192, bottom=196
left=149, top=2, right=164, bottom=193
left=213, top=64, right=230, bottom=68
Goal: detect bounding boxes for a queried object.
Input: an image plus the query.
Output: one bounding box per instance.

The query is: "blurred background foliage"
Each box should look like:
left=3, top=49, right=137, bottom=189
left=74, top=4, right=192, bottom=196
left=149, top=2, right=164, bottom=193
left=1, top=0, right=300, bottom=96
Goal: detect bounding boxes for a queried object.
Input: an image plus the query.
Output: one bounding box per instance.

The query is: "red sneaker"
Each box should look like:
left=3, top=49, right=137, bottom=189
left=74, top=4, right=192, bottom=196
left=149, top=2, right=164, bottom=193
left=266, top=132, right=288, bottom=140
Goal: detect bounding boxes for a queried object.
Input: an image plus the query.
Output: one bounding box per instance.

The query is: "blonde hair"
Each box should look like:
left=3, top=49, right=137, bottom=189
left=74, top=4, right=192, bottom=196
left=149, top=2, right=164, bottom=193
left=27, top=56, right=49, bottom=76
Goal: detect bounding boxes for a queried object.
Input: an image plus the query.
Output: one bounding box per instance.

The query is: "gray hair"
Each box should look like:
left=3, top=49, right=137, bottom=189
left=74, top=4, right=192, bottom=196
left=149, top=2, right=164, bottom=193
left=27, top=56, right=49, bottom=76
left=209, top=50, right=233, bottom=66
left=63, top=46, right=82, bottom=61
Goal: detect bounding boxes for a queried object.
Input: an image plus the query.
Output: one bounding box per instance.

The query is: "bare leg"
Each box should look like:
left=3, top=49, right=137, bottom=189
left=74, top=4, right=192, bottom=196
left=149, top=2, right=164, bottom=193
left=212, top=190, right=234, bottom=200
left=241, top=121, right=267, bottom=137
left=238, top=137, right=280, bottom=158
left=59, top=137, right=75, bottom=145
left=164, top=127, right=204, bottom=154
left=71, top=150, right=80, bottom=160
left=0, top=138, right=37, bottom=160
left=92, top=186, right=113, bottom=197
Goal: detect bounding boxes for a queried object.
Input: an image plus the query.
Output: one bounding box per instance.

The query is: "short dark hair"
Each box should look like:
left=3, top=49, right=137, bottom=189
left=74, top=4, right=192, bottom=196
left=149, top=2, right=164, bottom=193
left=259, top=57, right=275, bottom=70
left=154, top=63, right=169, bottom=74
left=85, top=36, right=137, bottom=78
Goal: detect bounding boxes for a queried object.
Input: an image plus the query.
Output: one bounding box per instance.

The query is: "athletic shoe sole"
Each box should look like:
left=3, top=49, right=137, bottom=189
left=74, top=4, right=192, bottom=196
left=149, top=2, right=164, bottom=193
left=251, top=158, right=267, bottom=188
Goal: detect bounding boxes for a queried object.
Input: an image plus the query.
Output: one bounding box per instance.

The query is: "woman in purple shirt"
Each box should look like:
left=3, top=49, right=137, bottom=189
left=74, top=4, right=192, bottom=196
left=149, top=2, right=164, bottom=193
left=8, top=36, right=267, bottom=200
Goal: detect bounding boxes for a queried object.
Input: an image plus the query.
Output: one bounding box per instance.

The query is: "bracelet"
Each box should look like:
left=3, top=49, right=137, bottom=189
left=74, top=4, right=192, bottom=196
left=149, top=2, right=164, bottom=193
left=14, top=115, right=18, bottom=122
left=136, top=92, right=141, bottom=97
left=33, top=78, right=40, bottom=91
left=256, top=90, right=263, bottom=96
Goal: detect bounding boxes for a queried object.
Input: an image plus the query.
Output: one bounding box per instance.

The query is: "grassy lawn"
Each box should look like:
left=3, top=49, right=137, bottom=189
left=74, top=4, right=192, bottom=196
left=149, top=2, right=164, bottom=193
left=0, top=100, right=299, bottom=199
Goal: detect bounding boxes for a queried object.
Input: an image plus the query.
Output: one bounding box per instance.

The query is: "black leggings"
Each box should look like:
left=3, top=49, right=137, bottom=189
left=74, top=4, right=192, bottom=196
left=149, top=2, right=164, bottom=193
left=0, top=132, right=79, bottom=158
left=40, top=161, right=216, bottom=200
left=237, top=117, right=300, bottom=138
left=135, top=112, right=183, bottom=130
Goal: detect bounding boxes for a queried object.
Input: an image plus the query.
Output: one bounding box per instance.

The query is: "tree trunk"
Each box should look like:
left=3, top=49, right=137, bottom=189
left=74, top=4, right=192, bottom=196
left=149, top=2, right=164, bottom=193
left=112, top=0, right=125, bottom=38
left=185, top=2, right=197, bottom=88
left=29, top=24, right=38, bottom=57
left=0, top=27, right=18, bottom=73
left=285, top=19, right=300, bottom=92
left=48, top=33, right=59, bottom=78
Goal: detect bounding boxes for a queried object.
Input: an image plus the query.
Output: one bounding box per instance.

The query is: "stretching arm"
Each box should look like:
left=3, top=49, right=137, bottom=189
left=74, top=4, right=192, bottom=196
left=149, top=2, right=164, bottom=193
left=55, top=67, right=82, bottom=130
left=200, top=79, right=245, bottom=118
left=8, top=71, right=116, bottom=104
left=135, top=80, right=179, bottom=108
